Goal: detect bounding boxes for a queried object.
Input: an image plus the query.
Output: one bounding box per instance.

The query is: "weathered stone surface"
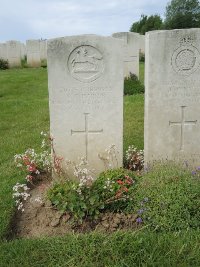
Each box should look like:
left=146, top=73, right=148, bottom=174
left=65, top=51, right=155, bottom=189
left=112, top=32, right=140, bottom=78
left=145, top=29, right=200, bottom=166
left=47, top=35, right=123, bottom=176
left=6, top=40, right=21, bottom=67
left=26, top=39, right=41, bottom=67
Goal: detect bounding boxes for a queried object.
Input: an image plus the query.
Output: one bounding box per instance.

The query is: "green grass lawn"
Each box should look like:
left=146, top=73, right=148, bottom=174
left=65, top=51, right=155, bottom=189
left=139, top=62, right=144, bottom=84
left=0, top=67, right=199, bottom=267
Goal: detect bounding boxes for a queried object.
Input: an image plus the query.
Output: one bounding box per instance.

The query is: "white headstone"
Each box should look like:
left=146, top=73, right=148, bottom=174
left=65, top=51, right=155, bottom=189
left=40, top=40, right=47, bottom=61
left=0, top=43, right=3, bottom=58
left=145, top=29, right=200, bottom=166
left=47, top=35, right=124, bottom=176
left=26, top=40, right=41, bottom=67
left=6, top=40, right=21, bottom=67
left=112, top=32, right=140, bottom=78
left=0, top=43, right=5, bottom=59
left=0, top=43, right=8, bottom=60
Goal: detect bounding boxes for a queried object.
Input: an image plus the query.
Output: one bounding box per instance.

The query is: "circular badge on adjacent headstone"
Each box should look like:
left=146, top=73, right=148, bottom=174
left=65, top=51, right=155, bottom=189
left=68, top=45, right=104, bottom=82
left=171, top=45, right=200, bottom=75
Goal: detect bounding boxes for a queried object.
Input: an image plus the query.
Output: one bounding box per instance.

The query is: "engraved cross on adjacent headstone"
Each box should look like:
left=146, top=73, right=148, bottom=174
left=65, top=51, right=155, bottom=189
left=169, top=106, right=197, bottom=151
left=71, top=113, right=103, bottom=160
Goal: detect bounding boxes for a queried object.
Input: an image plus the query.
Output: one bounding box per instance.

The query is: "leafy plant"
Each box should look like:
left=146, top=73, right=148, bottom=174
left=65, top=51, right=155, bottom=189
left=139, top=52, right=145, bottom=62
left=124, top=73, right=144, bottom=95
left=47, top=168, right=137, bottom=223
left=0, top=58, right=9, bottom=70
left=93, top=168, right=137, bottom=211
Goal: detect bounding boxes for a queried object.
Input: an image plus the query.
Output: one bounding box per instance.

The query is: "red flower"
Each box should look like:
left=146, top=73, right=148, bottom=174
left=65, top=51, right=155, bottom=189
left=117, top=180, right=124, bottom=185
left=123, top=187, right=129, bottom=192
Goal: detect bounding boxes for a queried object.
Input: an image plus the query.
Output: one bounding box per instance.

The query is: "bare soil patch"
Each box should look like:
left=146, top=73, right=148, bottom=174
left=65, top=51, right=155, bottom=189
left=9, top=176, right=139, bottom=239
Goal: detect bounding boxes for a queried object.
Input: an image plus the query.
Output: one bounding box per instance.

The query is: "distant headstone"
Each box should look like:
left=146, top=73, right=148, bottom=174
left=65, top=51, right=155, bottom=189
left=0, top=43, right=6, bottom=59
left=145, top=29, right=200, bottom=166
left=139, top=35, right=145, bottom=54
left=40, top=40, right=47, bottom=61
left=1, top=43, right=8, bottom=60
left=112, top=32, right=140, bottom=78
left=20, top=43, right=27, bottom=60
left=6, top=40, right=21, bottom=67
left=0, top=43, right=3, bottom=58
left=47, top=35, right=124, bottom=176
left=26, top=40, right=41, bottom=67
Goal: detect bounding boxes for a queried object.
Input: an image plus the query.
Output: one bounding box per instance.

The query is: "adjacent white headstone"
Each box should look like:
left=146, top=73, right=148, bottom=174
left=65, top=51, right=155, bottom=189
left=26, top=40, right=41, bottom=67
left=112, top=32, right=140, bottom=78
left=145, top=29, right=200, bottom=166
left=47, top=35, right=124, bottom=176
left=0, top=43, right=6, bottom=59
left=40, top=40, right=47, bottom=61
left=6, top=40, right=21, bottom=67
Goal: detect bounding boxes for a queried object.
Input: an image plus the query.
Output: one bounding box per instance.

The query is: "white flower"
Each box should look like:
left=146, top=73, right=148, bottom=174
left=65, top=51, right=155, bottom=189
left=35, top=170, right=40, bottom=175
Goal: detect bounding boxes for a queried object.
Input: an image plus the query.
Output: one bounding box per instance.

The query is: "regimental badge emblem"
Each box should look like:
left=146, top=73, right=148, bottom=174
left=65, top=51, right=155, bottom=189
left=68, top=45, right=104, bottom=82
left=171, top=36, right=200, bottom=75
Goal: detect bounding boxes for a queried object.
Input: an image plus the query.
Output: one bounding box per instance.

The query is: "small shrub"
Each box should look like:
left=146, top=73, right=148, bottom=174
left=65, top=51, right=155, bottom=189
left=124, top=145, right=144, bottom=171
left=0, top=58, right=9, bottom=70
left=139, top=52, right=145, bottom=62
left=134, top=162, right=200, bottom=231
left=47, top=168, right=137, bottom=222
left=14, top=131, right=51, bottom=181
left=41, top=59, right=47, bottom=68
left=21, top=56, right=28, bottom=68
left=93, top=168, right=137, bottom=212
left=124, top=73, right=144, bottom=95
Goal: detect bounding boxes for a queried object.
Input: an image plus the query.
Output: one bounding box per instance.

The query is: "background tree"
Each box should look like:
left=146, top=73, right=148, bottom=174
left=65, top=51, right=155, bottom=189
left=164, top=0, right=200, bottom=29
left=130, top=14, right=163, bottom=34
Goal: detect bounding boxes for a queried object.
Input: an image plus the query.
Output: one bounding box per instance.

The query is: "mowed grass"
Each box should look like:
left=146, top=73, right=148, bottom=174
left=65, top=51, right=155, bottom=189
left=0, top=68, right=49, bottom=239
left=0, top=66, right=199, bottom=267
left=0, top=230, right=200, bottom=267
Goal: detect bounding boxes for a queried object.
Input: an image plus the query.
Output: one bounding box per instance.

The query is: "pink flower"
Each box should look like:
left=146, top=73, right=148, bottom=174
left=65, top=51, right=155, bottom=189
left=27, top=163, right=37, bottom=173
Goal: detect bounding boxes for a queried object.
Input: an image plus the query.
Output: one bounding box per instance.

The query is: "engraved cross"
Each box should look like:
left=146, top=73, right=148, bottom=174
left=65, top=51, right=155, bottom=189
left=71, top=113, right=103, bottom=160
left=169, top=106, right=197, bottom=151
